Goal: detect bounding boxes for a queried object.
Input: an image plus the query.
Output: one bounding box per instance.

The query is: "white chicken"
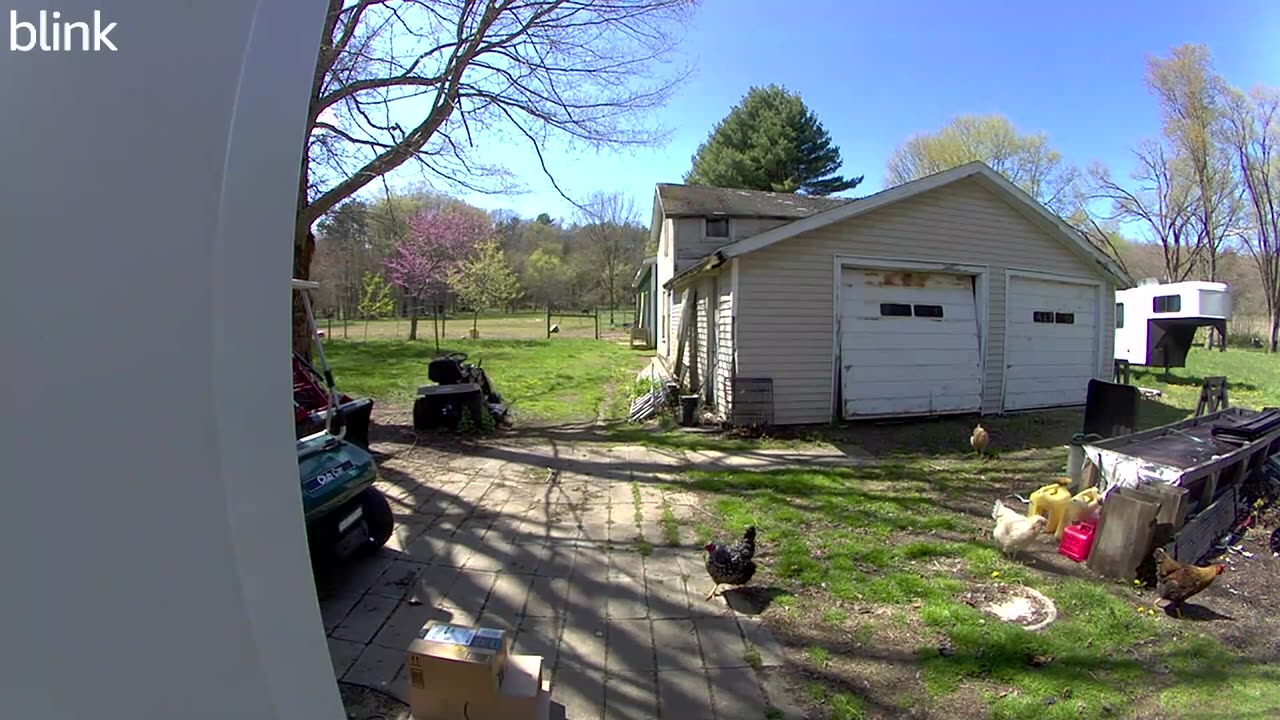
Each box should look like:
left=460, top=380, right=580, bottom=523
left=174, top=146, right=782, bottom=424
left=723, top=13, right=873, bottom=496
left=991, top=499, right=1046, bottom=561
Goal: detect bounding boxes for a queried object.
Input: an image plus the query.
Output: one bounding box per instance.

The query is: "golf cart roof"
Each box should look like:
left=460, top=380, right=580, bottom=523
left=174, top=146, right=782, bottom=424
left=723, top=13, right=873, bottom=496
left=292, top=278, right=320, bottom=290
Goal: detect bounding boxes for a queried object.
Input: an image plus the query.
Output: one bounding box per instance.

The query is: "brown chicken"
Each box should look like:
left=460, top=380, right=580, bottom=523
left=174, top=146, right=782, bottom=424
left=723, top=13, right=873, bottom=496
left=1152, top=547, right=1225, bottom=617
left=970, top=424, right=990, bottom=457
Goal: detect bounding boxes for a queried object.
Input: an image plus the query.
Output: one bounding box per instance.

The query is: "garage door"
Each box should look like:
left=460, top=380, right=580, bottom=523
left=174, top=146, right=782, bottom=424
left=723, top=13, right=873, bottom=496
left=1004, top=275, right=1099, bottom=410
left=840, top=268, right=983, bottom=417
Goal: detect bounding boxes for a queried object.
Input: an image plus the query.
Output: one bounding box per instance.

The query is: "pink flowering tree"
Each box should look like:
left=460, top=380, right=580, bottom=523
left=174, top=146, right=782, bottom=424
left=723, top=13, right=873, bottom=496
left=384, top=207, right=491, bottom=346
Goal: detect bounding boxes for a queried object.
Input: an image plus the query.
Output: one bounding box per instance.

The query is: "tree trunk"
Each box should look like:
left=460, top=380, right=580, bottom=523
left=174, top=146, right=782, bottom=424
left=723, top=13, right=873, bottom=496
left=432, top=307, right=440, bottom=353
left=473, top=310, right=479, bottom=333
left=409, top=302, right=419, bottom=341
left=291, top=226, right=317, bottom=360
left=1271, top=312, right=1279, bottom=354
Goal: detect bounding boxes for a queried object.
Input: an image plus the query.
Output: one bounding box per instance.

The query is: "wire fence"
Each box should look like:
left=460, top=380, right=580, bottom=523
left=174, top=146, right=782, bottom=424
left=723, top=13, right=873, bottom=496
left=319, top=308, right=632, bottom=342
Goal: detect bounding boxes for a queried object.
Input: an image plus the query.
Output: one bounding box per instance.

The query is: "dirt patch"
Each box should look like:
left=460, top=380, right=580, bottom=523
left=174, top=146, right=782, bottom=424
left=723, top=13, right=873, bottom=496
left=961, top=583, right=1057, bottom=631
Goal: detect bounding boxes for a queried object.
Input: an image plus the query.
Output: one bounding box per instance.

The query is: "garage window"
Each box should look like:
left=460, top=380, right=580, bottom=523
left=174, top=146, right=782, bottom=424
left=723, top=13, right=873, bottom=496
left=1116, top=303, right=1124, bottom=328
left=1153, top=294, right=1181, bottom=313
left=879, top=303, right=912, bottom=317
left=705, top=218, right=730, bottom=238
left=913, top=304, right=944, bottom=318
left=1034, top=311, right=1075, bottom=324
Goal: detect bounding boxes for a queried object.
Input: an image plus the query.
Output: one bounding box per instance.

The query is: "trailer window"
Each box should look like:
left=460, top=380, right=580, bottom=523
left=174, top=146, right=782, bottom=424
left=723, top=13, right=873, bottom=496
left=1116, top=303, right=1124, bottom=328
left=879, top=303, right=912, bottom=317
left=913, top=304, right=944, bottom=318
left=1033, top=311, right=1055, bottom=323
left=1153, top=294, right=1181, bottom=313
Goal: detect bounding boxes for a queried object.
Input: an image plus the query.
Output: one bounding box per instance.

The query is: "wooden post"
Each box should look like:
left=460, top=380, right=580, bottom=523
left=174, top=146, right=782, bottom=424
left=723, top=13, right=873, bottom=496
left=546, top=305, right=551, bottom=339
left=594, top=309, right=599, bottom=340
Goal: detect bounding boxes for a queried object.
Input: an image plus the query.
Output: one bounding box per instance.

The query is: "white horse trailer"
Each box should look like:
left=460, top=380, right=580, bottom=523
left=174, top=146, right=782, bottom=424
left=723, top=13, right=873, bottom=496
left=1114, top=280, right=1231, bottom=368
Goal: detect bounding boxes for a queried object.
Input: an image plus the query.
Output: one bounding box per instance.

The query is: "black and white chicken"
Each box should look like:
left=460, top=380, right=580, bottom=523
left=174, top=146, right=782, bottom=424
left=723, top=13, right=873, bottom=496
left=703, top=526, right=757, bottom=600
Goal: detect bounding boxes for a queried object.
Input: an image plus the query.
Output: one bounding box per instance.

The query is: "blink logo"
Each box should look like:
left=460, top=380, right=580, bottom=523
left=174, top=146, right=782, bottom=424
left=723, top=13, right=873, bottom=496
left=9, top=10, right=118, bottom=52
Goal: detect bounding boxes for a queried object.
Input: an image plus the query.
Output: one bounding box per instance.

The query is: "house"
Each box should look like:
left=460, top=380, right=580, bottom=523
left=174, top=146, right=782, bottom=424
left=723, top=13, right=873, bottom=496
left=630, top=256, right=658, bottom=349
left=648, top=161, right=1133, bottom=426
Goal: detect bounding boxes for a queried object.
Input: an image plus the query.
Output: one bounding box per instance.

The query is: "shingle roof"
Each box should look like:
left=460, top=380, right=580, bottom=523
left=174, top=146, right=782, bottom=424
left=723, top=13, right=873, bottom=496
left=656, top=183, right=854, bottom=219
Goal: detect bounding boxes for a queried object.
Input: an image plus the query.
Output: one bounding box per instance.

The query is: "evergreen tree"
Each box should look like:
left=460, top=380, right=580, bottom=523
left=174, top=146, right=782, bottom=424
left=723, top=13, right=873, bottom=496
left=685, top=84, right=862, bottom=195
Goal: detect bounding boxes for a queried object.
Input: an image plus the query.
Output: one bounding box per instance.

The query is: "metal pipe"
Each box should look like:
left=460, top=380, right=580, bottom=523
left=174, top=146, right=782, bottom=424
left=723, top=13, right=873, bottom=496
left=297, top=287, right=342, bottom=440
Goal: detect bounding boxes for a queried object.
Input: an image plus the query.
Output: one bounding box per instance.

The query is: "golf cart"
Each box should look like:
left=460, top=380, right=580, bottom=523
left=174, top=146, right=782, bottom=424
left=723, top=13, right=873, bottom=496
left=293, top=279, right=393, bottom=560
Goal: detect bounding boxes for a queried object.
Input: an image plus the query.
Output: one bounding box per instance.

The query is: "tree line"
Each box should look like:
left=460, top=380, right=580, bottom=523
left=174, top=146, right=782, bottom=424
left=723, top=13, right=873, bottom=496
left=310, top=186, right=650, bottom=341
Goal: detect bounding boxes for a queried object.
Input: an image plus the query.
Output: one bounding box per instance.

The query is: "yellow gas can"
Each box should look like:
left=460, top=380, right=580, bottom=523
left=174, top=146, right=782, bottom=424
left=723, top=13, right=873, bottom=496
left=1029, top=482, right=1073, bottom=536
left=1056, top=487, right=1102, bottom=539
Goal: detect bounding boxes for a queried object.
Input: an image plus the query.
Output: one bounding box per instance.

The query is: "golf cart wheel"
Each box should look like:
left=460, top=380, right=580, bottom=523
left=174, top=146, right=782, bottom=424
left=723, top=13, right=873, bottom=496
left=358, top=487, right=394, bottom=552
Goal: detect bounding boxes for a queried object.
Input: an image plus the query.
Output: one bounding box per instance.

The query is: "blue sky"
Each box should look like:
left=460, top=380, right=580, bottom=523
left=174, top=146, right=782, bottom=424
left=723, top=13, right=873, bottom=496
left=374, top=0, right=1280, bottom=225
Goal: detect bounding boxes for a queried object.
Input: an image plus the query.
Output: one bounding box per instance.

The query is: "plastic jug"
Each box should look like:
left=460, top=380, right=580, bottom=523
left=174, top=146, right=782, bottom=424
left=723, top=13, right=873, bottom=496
left=1056, top=487, right=1102, bottom=540
left=1058, top=521, right=1097, bottom=562
left=1029, top=482, right=1073, bottom=536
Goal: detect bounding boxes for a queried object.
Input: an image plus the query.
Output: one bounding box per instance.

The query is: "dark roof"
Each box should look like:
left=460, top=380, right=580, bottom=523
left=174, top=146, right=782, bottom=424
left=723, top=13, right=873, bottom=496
left=656, top=183, right=854, bottom=219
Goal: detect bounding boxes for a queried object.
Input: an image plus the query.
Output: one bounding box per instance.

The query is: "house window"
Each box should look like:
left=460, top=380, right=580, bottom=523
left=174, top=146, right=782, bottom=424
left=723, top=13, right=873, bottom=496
left=913, top=304, right=944, bottom=318
left=879, top=303, right=912, bottom=317
left=1055, top=313, right=1075, bottom=325
left=1153, top=294, right=1181, bottom=313
left=1033, top=311, right=1055, bottom=323
left=705, top=218, right=730, bottom=238
left=1116, top=303, right=1124, bottom=329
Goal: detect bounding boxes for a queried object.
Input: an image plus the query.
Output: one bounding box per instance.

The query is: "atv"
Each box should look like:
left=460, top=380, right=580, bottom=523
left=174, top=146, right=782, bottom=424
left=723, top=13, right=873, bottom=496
left=292, top=279, right=393, bottom=560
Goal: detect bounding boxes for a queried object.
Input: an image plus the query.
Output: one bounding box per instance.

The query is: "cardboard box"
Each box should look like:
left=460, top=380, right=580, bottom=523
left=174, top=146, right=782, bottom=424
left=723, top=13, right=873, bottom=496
left=406, top=621, right=511, bottom=719
left=494, top=654, right=544, bottom=719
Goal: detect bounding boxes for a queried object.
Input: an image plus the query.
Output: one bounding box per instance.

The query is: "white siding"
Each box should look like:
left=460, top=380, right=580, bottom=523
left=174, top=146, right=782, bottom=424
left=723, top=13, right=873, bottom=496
left=715, top=268, right=734, bottom=418
left=736, top=177, right=1117, bottom=426
left=671, top=216, right=792, bottom=273
left=655, top=218, right=675, bottom=359
left=668, top=288, right=684, bottom=364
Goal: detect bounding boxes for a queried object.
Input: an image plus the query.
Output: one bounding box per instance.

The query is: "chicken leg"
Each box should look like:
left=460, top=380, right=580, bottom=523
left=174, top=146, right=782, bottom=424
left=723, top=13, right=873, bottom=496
left=705, top=583, right=722, bottom=601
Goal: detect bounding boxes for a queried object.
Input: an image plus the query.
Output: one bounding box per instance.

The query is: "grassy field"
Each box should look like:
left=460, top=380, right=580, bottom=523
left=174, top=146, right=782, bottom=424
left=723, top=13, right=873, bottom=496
left=319, top=309, right=629, bottom=342
left=644, top=347, right=1280, bottom=720
left=321, top=336, right=650, bottom=425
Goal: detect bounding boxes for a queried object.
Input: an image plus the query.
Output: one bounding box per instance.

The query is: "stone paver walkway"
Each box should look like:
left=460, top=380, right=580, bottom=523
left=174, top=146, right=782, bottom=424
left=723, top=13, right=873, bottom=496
left=316, top=438, right=819, bottom=719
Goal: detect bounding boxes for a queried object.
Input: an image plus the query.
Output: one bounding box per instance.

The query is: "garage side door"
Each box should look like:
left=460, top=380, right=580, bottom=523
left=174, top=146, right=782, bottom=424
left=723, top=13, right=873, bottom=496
left=1005, top=276, right=1098, bottom=410
left=840, top=268, right=983, bottom=417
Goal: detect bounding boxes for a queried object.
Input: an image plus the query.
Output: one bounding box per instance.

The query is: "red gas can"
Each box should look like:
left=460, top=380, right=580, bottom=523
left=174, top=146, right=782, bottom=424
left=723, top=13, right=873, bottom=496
left=1058, top=521, right=1096, bottom=563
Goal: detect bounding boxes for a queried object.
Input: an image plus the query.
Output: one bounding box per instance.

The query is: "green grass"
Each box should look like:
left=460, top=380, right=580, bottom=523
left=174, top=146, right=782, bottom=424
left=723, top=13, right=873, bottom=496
left=1129, top=346, right=1280, bottom=411
left=667, top=348, right=1280, bottom=719
left=659, top=502, right=680, bottom=546
left=686, top=458, right=1280, bottom=718
left=321, top=337, right=650, bottom=425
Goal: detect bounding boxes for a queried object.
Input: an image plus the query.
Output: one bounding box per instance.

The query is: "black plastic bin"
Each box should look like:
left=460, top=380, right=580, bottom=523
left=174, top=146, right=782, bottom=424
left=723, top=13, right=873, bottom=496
left=679, top=395, right=700, bottom=427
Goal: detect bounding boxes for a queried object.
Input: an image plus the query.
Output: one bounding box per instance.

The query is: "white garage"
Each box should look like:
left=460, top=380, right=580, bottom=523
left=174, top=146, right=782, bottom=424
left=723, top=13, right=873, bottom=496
left=1003, top=273, right=1101, bottom=411
left=659, top=161, right=1132, bottom=426
left=839, top=266, right=984, bottom=417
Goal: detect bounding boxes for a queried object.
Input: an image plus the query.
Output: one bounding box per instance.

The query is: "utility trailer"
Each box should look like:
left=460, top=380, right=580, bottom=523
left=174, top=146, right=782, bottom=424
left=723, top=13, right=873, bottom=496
left=1114, top=280, right=1231, bottom=369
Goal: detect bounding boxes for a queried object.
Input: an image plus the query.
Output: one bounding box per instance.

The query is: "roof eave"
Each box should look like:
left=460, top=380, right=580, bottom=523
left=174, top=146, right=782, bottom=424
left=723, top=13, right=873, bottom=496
left=663, top=252, right=726, bottom=290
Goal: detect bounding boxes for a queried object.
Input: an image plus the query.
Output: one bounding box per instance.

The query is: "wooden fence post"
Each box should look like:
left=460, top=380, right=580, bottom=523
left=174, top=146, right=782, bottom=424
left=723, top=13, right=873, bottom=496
left=546, top=305, right=551, bottom=339
left=594, top=309, right=599, bottom=340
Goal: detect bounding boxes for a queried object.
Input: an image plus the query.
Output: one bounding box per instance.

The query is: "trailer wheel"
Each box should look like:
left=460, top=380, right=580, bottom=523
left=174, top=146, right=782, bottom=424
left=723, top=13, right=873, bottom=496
left=358, top=487, right=394, bottom=552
